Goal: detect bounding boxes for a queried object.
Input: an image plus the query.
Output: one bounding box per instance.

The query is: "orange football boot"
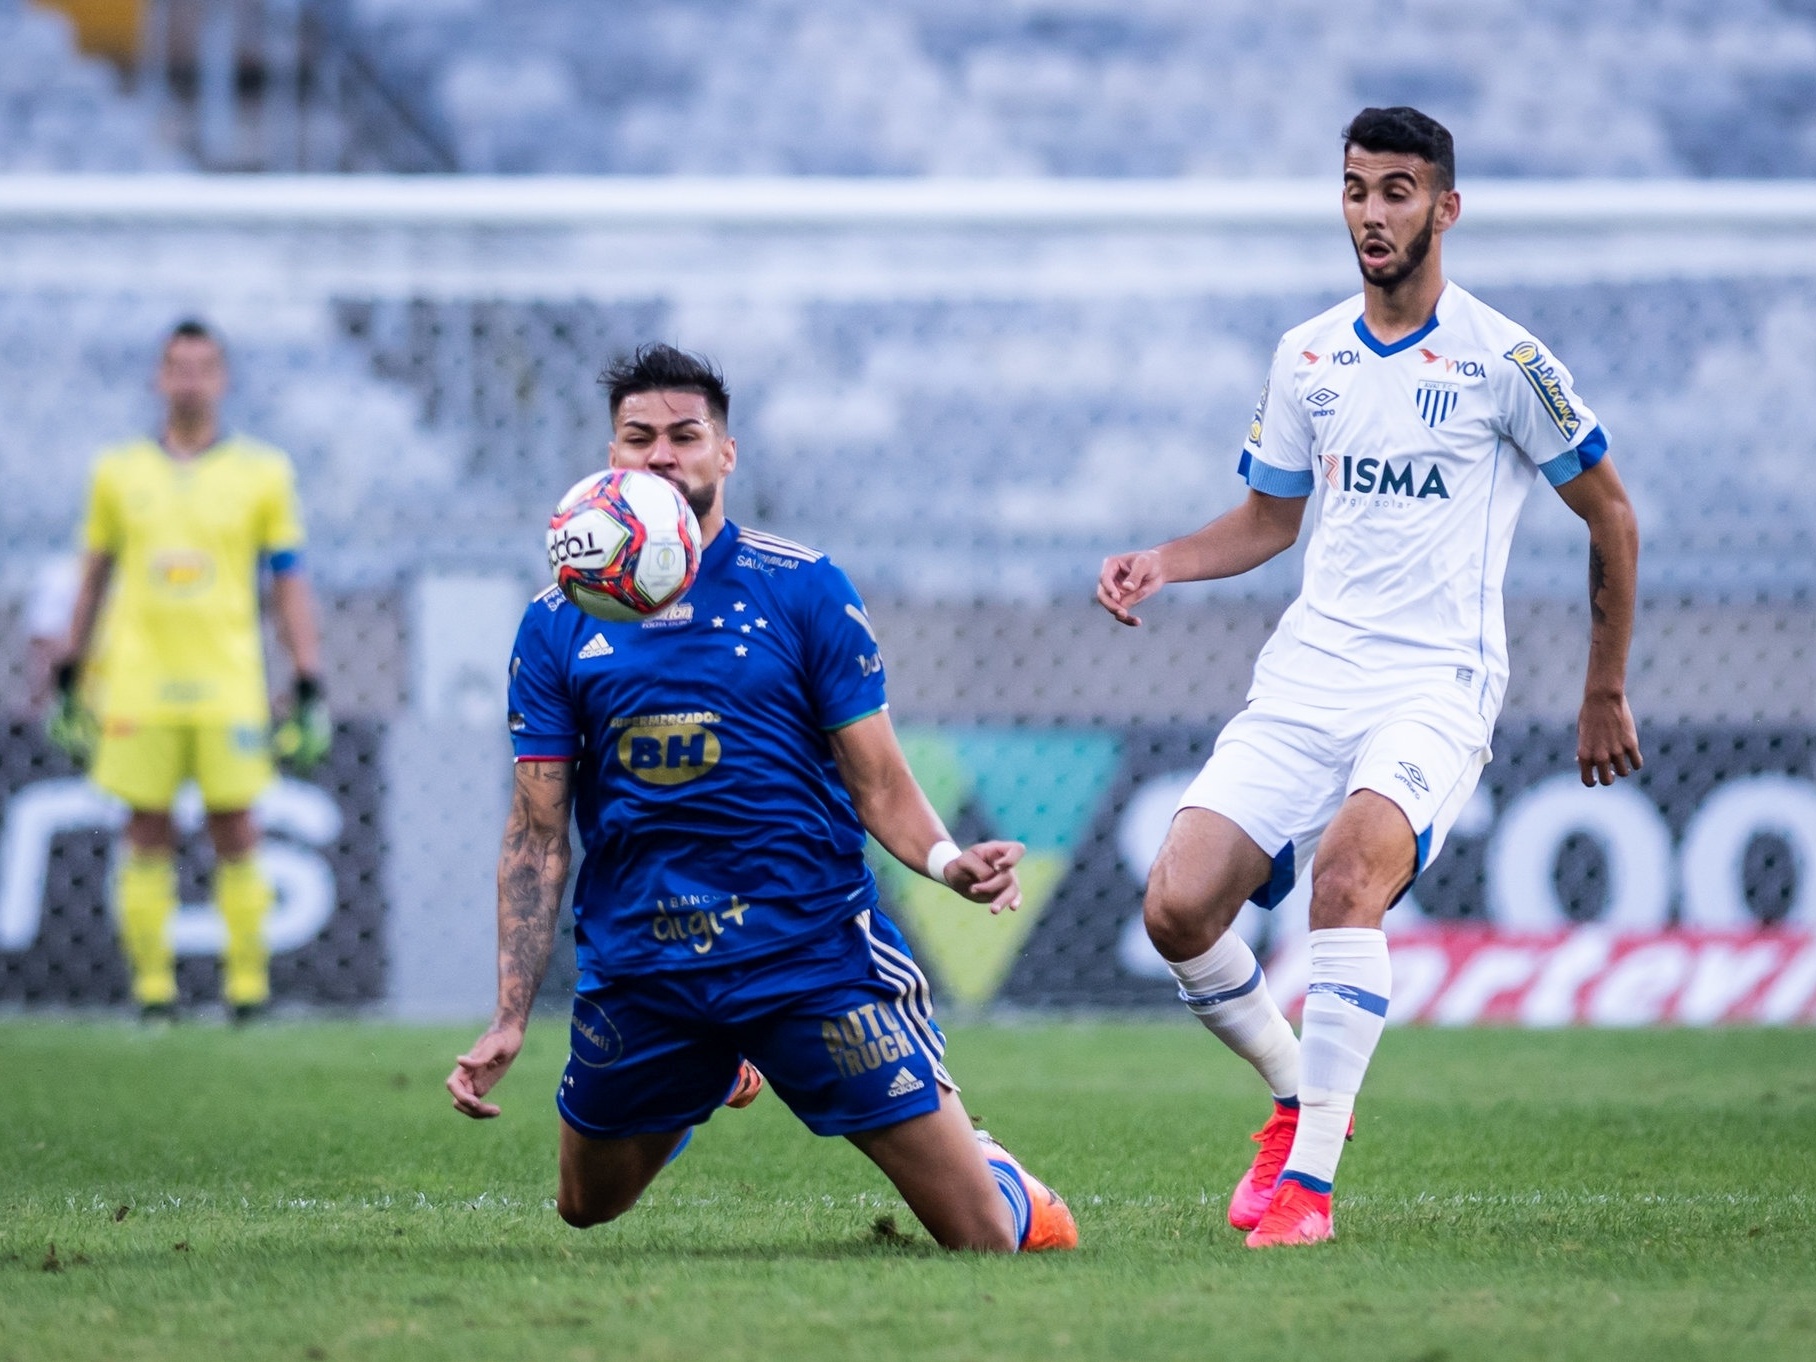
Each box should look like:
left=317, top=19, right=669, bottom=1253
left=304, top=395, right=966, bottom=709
left=976, top=1131, right=1079, bottom=1251
left=1244, top=1178, right=1334, bottom=1248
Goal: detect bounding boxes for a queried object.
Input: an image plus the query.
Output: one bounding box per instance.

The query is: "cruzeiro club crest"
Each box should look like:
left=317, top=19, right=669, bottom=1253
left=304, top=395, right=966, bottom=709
left=871, top=729, right=1121, bottom=1007
left=1416, top=381, right=1459, bottom=428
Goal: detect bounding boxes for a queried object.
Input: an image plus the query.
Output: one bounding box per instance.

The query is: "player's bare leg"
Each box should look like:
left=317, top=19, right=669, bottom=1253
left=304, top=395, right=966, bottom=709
left=1144, top=809, right=1307, bottom=1229
left=206, top=809, right=272, bottom=1017
left=847, top=1086, right=1073, bottom=1252
left=1249, top=789, right=1411, bottom=1248
left=1143, top=808, right=1270, bottom=958
left=556, top=1120, right=690, bottom=1227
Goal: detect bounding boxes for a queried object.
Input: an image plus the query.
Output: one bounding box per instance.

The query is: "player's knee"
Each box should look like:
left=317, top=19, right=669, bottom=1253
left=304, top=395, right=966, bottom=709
left=1308, top=857, right=1391, bottom=928
left=556, top=1186, right=636, bottom=1229
left=1143, top=865, right=1234, bottom=960
left=125, top=811, right=176, bottom=854
left=206, top=810, right=259, bottom=860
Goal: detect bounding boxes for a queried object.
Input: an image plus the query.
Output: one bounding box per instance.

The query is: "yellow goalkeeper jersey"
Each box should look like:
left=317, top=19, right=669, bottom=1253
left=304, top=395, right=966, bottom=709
left=81, top=435, right=305, bottom=725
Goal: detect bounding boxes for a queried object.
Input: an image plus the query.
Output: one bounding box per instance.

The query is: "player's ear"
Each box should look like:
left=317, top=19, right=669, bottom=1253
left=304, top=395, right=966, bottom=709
left=719, top=434, right=737, bottom=476
left=1435, top=187, right=1461, bottom=234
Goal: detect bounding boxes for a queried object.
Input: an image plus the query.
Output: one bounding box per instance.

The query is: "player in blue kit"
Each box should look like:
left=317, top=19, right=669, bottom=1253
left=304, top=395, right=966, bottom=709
left=446, top=345, right=1076, bottom=1253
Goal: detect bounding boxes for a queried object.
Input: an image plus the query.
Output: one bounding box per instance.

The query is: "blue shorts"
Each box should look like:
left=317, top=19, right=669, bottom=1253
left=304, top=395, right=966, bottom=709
left=557, top=908, right=951, bottom=1140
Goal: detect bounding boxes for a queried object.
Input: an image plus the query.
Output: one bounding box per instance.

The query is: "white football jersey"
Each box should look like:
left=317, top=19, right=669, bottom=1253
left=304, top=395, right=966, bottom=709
left=1239, top=282, right=1606, bottom=721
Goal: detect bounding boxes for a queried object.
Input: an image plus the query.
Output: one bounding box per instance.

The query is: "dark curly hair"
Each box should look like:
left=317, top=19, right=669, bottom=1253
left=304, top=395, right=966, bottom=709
left=1343, top=106, right=1455, bottom=190
left=599, top=343, right=730, bottom=425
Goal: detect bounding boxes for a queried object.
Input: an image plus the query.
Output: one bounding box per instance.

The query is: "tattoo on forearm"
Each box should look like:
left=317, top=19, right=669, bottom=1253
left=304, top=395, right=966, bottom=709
left=495, top=766, right=571, bottom=1028
left=1588, top=543, right=1608, bottom=626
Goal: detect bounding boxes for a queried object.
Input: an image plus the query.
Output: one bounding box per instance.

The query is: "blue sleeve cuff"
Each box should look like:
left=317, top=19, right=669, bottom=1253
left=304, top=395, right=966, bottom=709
left=264, top=548, right=303, bottom=575
left=1538, top=424, right=1609, bottom=487
left=511, top=733, right=578, bottom=760
left=1238, top=449, right=1315, bottom=498
left=823, top=702, right=887, bottom=733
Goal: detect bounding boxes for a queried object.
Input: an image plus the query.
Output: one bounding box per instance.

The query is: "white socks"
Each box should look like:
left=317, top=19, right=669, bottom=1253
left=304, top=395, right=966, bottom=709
left=1280, top=927, right=1391, bottom=1192
left=1166, top=932, right=1300, bottom=1102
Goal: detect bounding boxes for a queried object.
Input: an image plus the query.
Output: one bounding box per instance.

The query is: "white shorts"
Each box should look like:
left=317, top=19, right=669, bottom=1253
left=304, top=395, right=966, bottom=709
left=1177, top=688, right=1492, bottom=908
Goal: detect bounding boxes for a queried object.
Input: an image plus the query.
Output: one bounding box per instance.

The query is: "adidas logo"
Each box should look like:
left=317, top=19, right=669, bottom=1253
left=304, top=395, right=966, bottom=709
left=885, top=1067, right=925, bottom=1098
left=577, top=634, right=614, bottom=660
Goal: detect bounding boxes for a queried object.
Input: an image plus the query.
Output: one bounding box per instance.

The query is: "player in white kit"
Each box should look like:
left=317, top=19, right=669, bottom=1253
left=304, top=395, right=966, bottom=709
left=1098, top=107, right=1643, bottom=1247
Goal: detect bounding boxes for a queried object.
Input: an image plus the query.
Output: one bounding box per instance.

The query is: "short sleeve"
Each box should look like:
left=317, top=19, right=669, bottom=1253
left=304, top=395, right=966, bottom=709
left=1495, top=336, right=1608, bottom=487
left=1237, top=338, right=1316, bottom=498
left=258, top=454, right=307, bottom=570
left=81, top=459, right=122, bottom=555
left=507, top=598, right=580, bottom=760
left=802, top=562, right=889, bottom=732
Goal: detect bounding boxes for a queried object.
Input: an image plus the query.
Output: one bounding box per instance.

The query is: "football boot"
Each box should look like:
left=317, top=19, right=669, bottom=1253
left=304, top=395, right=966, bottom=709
left=1228, top=1101, right=1354, bottom=1231
left=724, top=1061, right=765, bottom=1109
left=975, top=1131, right=1079, bottom=1251
left=1244, top=1177, right=1334, bottom=1248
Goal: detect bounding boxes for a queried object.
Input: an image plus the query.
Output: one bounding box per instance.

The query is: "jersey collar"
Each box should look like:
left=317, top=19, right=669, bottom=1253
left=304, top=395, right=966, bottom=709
left=700, top=518, right=741, bottom=577
left=156, top=432, right=232, bottom=462
left=1351, top=284, right=1448, bottom=358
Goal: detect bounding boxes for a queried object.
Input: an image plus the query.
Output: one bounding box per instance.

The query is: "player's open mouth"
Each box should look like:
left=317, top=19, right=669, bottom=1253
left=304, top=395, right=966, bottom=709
left=1361, top=238, right=1394, bottom=263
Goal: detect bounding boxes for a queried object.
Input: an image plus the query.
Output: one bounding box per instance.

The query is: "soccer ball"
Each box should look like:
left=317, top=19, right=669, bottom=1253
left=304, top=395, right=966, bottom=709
left=546, top=468, right=702, bottom=622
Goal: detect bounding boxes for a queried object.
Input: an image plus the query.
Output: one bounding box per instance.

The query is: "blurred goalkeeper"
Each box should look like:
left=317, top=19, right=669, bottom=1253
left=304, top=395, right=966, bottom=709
left=52, top=319, right=328, bottom=1021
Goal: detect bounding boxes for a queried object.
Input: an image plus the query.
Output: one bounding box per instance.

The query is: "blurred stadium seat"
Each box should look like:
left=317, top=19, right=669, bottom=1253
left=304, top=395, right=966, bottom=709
left=337, top=0, right=1816, bottom=178
left=0, top=0, right=178, bottom=169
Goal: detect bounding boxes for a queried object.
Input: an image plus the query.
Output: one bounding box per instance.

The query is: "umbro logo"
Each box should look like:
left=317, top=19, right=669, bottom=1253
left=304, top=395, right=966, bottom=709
left=1306, top=387, right=1340, bottom=406
left=885, top=1067, right=925, bottom=1098
left=578, top=634, right=614, bottom=660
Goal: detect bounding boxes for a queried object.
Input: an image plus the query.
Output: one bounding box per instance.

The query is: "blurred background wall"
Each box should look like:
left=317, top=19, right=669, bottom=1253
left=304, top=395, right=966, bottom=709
left=1, top=0, right=1811, bottom=1021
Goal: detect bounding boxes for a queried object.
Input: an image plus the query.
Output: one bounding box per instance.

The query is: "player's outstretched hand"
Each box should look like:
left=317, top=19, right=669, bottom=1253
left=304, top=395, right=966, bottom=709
left=1577, top=691, right=1643, bottom=788
left=45, top=662, right=97, bottom=770
left=1097, top=550, right=1166, bottom=627
left=943, top=839, right=1026, bottom=915
left=447, top=1025, right=524, bottom=1119
left=274, top=675, right=332, bottom=775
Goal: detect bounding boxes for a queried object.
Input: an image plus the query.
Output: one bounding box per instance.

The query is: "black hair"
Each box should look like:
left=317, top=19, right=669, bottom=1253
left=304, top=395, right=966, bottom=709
left=600, top=343, right=730, bottom=425
left=1342, top=106, right=1456, bottom=191
left=165, top=317, right=224, bottom=353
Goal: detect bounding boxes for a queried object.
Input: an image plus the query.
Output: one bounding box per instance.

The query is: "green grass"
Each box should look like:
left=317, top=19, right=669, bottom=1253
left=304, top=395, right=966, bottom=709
left=3, top=1019, right=1814, bottom=1362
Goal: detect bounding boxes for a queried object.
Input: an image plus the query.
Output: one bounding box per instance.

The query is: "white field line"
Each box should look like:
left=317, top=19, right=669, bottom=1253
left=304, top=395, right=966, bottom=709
left=18, top=1188, right=1810, bottom=1218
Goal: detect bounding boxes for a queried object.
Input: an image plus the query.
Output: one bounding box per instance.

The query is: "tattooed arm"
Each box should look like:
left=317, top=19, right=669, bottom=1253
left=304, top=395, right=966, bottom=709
left=1555, top=458, right=1643, bottom=787
left=447, top=759, right=575, bottom=1119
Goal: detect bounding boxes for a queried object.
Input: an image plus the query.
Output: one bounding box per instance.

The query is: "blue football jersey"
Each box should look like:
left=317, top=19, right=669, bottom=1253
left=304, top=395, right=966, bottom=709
left=507, top=521, right=891, bottom=981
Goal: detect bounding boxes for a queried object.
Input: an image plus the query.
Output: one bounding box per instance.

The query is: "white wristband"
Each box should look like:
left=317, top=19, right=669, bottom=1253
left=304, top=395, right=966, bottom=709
left=925, top=839, right=962, bottom=883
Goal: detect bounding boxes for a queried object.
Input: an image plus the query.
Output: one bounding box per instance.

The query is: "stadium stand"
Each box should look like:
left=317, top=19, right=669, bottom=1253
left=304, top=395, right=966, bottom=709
left=0, top=0, right=178, bottom=170
left=3, top=1, right=1812, bottom=1015
left=338, top=0, right=1816, bottom=178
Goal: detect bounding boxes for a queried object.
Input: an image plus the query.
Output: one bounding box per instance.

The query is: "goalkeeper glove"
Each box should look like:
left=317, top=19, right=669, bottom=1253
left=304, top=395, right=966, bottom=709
left=273, top=674, right=332, bottom=775
left=45, top=662, right=98, bottom=771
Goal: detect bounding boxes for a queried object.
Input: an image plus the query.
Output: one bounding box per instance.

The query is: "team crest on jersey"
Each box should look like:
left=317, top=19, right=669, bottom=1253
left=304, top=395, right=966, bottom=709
left=1504, top=340, right=1582, bottom=439
left=1416, top=381, right=1459, bottom=428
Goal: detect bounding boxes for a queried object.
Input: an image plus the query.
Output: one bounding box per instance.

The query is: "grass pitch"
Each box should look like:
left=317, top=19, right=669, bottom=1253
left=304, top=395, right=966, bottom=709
left=3, top=1019, right=1813, bottom=1362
